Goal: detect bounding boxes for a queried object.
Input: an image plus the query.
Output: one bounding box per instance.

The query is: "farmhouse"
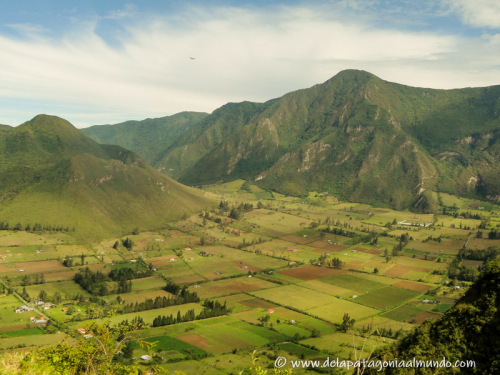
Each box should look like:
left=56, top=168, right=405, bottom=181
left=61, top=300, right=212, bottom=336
left=15, top=305, right=33, bottom=313
left=169, top=258, right=176, bottom=262
left=140, top=355, right=151, bottom=361
left=77, top=328, right=86, bottom=335
left=268, top=309, right=275, bottom=314
left=184, top=247, right=192, bottom=251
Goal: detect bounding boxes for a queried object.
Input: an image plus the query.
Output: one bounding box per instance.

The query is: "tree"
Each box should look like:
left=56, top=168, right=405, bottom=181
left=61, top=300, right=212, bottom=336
left=113, top=241, right=119, bottom=249
left=311, top=329, right=321, bottom=337
left=374, top=268, right=379, bottom=274
left=53, top=292, right=62, bottom=304
left=340, top=313, right=355, bottom=332
left=38, top=290, right=48, bottom=301
left=81, top=253, right=85, bottom=266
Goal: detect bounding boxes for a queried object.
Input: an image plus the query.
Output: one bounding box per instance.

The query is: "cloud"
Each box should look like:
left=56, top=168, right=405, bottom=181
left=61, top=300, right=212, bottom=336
left=442, top=0, right=500, bottom=28
left=105, top=4, right=138, bottom=20
left=5, top=23, right=49, bottom=38
left=0, top=4, right=499, bottom=127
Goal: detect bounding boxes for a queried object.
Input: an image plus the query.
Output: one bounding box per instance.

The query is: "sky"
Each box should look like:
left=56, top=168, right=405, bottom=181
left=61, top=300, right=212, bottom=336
left=1, top=0, right=500, bottom=128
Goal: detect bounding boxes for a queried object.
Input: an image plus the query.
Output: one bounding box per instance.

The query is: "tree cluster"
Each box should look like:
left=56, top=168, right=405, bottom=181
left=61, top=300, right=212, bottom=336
left=151, top=300, right=230, bottom=328
left=0, top=221, right=73, bottom=232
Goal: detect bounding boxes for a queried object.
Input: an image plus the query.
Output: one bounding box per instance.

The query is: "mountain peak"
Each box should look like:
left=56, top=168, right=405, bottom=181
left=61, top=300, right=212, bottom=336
left=21, top=114, right=77, bottom=133
left=14, top=114, right=107, bottom=158
left=326, top=69, right=380, bottom=85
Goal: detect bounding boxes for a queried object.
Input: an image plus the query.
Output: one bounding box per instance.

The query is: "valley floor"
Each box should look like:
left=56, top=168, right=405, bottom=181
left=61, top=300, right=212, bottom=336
left=0, top=181, right=498, bottom=374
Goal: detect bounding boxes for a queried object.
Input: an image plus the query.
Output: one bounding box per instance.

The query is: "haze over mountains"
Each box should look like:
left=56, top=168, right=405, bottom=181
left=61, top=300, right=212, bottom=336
left=0, top=115, right=210, bottom=239
left=83, top=70, right=500, bottom=211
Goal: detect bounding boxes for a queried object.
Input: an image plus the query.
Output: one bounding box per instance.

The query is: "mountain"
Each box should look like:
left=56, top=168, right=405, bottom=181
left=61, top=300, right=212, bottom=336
left=0, top=115, right=211, bottom=240
left=82, top=70, right=500, bottom=210
left=0, top=124, right=12, bottom=132
left=81, top=112, right=208, bottom=166
left=175, top=70, right=500, bottom=210
left=364, top=259, right=500, bottom=374
left=154, top=101, right=274, bottom=179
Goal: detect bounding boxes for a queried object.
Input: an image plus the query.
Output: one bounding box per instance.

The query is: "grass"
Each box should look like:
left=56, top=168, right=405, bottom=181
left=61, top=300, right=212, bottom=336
left=0, top=328, right=44, bottom=338
left=0, top=332, right=67, bottom=350
left=381, top=305, right=423, bottom=322
left=187, top=277, right=278, bottom=299
left=301, top=331, right=393, bottom=359
left=305, top=299, right=379, bottom=323
left=24, top=281, right=89, bottom=300
left=278, top=342, right=320, bottom=358
left=142, top=335, right=206, bottom=356
left=354, top=286, right=421, bottom=310
left=319, top=274, right=387, bottom=293
left=250, top=284, right=338, bottom=311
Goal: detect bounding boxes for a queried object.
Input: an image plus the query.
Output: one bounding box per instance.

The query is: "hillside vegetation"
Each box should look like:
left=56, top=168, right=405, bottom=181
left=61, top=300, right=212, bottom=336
left=85, top=70, right=500, bottom=211
left=82, top=111, right=208, bottom=166
left=0, top=115, right=211, bottom=240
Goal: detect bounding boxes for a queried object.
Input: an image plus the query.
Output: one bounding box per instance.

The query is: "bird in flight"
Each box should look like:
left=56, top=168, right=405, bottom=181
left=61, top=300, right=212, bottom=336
left=190, top=57, right=195, bottom=60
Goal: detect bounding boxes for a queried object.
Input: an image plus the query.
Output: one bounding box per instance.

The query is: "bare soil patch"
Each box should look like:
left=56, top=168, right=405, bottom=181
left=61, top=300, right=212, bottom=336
left=414, top=311, right=441, bottom=324
left=393, top=280, right=432, bottom=292
left=177, top=333, right=211, bottom=349
left=383, top=266, right=409, bottom=278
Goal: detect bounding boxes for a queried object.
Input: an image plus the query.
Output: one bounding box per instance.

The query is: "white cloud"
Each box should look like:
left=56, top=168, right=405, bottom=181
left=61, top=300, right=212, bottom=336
left=0, top=4, right=499, bottom=127
left=442, top=0, right=500, bottom=28
left=5, top=23, right=49, bottom=38
left=105, top=4, right=138, bottom=20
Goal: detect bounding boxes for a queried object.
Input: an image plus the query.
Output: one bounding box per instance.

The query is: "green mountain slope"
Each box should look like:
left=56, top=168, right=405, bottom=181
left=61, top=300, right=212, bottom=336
left=154, top=101, right=274, bottom=179
left=0, top=124, right=12, bottom=132
left=174, top=70, right=500, bottom=210
left=0, top=115, right=211, bottom=240
left=364, top=259, right=500, bottom=374
left=81, top=112, right=208, bottom=166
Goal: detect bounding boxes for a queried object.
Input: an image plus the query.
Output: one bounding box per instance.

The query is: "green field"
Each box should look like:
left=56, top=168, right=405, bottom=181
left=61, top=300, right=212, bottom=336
left=381, top=305, right=423, bottom=322
left=305, top=299, right=379, bottom=324
left=250, top=284, right=338, bottom=310
left=320, top=274, right=387, bottom=293
left=142, top=335, right=206, bottom=357
left=354, top=286, right=421, bottom=310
